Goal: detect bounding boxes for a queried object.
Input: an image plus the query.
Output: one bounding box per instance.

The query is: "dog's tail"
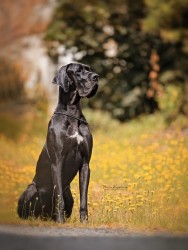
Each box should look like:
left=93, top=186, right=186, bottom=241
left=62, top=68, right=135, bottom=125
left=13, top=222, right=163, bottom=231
left=17, top=182, right=40, bottom=219
left=63, top=186, right=74, bottom=218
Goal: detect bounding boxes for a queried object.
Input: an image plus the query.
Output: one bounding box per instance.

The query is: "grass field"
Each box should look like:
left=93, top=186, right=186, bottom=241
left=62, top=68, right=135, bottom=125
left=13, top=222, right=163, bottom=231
left=0, top=109, right=187, bottom=233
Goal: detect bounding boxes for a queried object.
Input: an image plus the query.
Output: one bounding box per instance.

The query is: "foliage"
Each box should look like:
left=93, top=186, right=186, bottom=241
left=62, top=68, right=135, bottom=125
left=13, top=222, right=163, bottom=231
left=45, top=0, right=188, bottom=121
left=0, top=112, right=187, bottom=231
left=45, top=0, right=161, bottom=121
left=0, top=113, right=26, bottom=140
left=0, top=103, right=48, bottom=140
left=143, top=0, right=188, bottom=38
left=0, top=57, right=25, bottom=102
left=0, top=57, right=49, bottom=115
left=143, top=0, right=188, bottom=118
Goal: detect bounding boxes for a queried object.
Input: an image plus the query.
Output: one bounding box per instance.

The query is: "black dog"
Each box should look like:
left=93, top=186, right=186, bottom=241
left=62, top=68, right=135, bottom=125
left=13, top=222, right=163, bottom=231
left=17, top=63, right=99, bottom=223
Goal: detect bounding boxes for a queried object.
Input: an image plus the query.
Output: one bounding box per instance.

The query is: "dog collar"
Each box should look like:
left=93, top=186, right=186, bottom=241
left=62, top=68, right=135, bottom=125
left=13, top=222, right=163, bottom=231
left=54, top=111, right=88, bottom=124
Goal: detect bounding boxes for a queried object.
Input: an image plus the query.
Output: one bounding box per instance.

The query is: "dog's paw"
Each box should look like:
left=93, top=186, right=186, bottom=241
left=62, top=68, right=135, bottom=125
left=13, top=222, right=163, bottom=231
left=80, top=211, right=88, bottom=223
left=56, top=215, right=65, bottom=223
left=56, top=218, right=65, bottom=223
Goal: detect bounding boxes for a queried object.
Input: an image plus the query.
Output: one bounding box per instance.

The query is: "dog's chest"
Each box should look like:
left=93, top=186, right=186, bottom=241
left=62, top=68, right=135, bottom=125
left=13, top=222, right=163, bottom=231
left=69, top=131, right=84, bottom=145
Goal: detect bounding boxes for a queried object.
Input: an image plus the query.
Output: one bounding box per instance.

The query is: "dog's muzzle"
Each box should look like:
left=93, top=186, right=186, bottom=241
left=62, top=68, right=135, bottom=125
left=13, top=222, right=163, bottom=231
left=86, top=73, right=99, bottom=98
left=87, top=83, right=98, bottom=98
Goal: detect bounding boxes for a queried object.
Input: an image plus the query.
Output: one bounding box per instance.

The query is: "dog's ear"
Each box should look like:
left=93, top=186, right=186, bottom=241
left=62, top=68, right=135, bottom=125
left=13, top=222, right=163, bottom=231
left=52, top=65, right=70, bottom=93
left=65, top=63, right=78, bottom=83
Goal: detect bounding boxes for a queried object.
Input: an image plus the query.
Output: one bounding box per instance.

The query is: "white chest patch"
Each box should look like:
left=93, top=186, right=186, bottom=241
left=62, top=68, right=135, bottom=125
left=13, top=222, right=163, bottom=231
left=70, top=132, right=84, bottom=144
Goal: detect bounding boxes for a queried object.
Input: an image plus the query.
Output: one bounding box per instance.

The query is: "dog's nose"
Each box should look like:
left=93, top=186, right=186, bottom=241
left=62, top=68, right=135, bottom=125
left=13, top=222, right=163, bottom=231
left=91, top=74, right=99, bottom=81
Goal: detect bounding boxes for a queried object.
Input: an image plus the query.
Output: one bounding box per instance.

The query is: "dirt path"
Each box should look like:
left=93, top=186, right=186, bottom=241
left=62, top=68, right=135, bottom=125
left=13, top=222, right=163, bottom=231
left=0, top=225, right=187, bottom=250
left=0, top=224, right=128, bottom=237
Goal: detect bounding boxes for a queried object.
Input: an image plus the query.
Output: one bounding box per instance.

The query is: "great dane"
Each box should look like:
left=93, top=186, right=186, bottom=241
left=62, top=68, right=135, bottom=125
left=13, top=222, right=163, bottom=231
left=17, top=63, right=99, bottom=223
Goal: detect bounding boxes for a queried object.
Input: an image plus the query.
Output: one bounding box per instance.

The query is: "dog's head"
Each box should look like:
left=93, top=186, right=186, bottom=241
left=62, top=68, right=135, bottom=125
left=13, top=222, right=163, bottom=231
left=52, top=63, right=99, bottom=104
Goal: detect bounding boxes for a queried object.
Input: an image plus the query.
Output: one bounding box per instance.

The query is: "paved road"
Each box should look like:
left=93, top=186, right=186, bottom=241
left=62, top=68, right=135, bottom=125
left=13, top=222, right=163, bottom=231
left=0, top=225, right=187, bottom=250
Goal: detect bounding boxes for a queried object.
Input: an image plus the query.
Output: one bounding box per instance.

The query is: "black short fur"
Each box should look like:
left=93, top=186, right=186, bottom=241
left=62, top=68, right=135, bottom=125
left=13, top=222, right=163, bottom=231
left=17, top=63, right=99, bottom=222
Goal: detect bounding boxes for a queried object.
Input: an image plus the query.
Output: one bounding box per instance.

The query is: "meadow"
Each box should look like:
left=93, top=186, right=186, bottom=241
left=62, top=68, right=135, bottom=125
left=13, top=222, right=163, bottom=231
left=0, top=109, right=187, bottom=233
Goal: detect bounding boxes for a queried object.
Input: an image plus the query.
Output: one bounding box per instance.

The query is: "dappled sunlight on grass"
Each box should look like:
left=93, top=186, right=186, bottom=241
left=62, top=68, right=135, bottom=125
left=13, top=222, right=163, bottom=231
left=0, top=113, right=187, bottom=232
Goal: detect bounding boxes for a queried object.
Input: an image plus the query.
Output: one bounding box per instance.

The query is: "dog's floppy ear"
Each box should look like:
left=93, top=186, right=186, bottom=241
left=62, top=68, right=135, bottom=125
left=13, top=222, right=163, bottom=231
left=52, top=65, right=70, bottom=93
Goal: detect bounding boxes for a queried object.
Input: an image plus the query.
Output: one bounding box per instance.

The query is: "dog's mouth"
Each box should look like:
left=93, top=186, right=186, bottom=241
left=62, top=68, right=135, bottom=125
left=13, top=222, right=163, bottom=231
left=87, top=84, right=98, bottom=98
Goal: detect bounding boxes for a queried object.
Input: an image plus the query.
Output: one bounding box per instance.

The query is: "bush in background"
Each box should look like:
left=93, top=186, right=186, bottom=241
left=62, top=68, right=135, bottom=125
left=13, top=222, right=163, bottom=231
left=45, top=0, right=188, bottom=123
left=0, top=57, right=25, bottom=102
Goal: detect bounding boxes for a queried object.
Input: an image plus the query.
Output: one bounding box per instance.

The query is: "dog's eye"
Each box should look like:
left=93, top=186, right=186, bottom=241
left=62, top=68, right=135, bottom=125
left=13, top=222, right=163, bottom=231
left=85, top=66, right=91, bottom=72
left=76, top=72, right=82, bottom=80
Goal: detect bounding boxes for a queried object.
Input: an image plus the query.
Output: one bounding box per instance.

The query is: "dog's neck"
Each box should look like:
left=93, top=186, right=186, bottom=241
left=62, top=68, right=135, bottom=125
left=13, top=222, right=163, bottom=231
left=55, top=87, right=83, bottom=120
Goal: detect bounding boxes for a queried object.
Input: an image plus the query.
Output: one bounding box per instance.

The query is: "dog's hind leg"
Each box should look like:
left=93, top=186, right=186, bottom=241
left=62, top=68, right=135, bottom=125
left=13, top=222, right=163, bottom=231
left=17, top=182, right=41, bottom=219
left=63, top=186, right=74, bottom=218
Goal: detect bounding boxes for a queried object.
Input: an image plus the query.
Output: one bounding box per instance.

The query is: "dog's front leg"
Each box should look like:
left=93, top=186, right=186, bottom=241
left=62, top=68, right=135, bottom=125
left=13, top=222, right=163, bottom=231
left=51, top=160, right=65, bottom=223
left=46, top=131, right=65, bottom=223
left=79, top=163, right=90, bottom=222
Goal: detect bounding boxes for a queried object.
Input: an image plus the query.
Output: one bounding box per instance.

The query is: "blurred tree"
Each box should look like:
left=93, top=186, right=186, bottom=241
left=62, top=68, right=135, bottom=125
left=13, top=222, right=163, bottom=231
left=46, top=0, right=187, bottom=121
left=0, top=57, right=24, bottom=102
left=143, top=0, right=188, bottom=119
